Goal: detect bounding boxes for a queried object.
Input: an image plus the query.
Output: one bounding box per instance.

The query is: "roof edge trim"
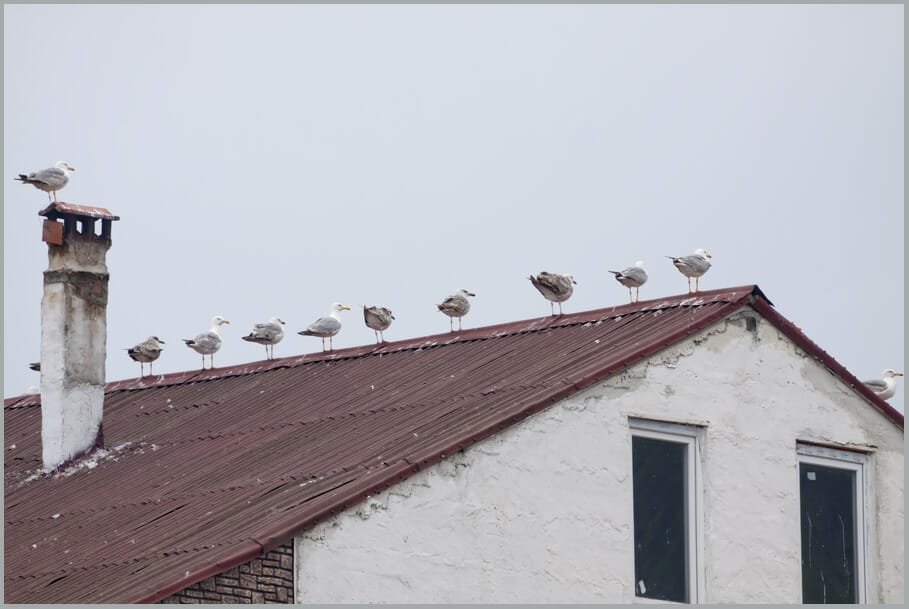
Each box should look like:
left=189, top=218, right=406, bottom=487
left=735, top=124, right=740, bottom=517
left=135, top=540, right=263, bottom=604
left=750, top=298, right=903, bottom=431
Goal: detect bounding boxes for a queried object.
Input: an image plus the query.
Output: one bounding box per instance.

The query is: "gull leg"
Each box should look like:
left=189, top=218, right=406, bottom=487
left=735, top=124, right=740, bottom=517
left=150, top=362, right=154, bottom=375
left=687, top=277, right=692, bottom=293
left=329, top=335, right=334, bottom=351
left=695, top=276, right=700, bottom=293
left=459, top=317, right=463, bottom=331
left=628, top=287, right=633, bottom=303
left=636, top=286, right=640, bottom=302
left=558, top=302, right=563, bottom=315
left=211, top=353, right=215, bottom=369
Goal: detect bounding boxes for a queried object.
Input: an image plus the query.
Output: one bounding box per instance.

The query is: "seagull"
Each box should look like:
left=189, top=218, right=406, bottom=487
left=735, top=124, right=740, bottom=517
left=437, top=289, right=475, bottom=332
left=183, top=316, right=230, bottom=369
left=28, top=362, right=40, bottom=372
left=863, top=369, right=903, bottom=401
left=666, top=249, right=712, bottom=293
left=363, top=306, right=394, bottom=343
left=126, top=336, right=165, bottom=377
left=609, top=261, right=648, bottom=303
left=242, top=317, right=285, bottom=360
left=528, top=272, right=576, bottom=315
left=298, top=303, right=350, bottom=351
left=15, top=161, right=75, bottom=201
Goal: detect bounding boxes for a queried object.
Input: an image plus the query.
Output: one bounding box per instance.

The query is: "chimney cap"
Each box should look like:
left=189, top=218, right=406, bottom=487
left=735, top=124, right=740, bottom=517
left=38, top=202, right=120, bottom=222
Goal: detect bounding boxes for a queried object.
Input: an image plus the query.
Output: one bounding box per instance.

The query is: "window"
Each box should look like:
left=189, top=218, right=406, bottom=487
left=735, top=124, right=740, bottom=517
left=798, top=445, right=867, bottom=604
left=630, top=419, right=703, bottom=603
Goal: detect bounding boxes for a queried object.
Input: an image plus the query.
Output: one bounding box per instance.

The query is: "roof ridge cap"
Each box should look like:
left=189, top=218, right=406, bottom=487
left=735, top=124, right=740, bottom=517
left=6, top=285, right=765, bottom=399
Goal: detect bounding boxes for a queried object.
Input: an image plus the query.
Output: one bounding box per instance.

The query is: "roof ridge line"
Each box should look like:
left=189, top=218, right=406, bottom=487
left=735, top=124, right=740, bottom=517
left=4, top=285, right=763, bottom=402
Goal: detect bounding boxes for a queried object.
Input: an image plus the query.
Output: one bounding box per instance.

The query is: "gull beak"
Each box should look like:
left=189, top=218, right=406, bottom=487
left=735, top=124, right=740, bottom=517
left=68, top=165, right=76, bottom=171
left=342, top=306, right=351, bottom=311
left=159, top=339, right=166, bottom=344
left=896, top=372, right=904, bottom=377
left=468, top=292, right=476, bottom=297
left=223, top=319, right=231, bottom=324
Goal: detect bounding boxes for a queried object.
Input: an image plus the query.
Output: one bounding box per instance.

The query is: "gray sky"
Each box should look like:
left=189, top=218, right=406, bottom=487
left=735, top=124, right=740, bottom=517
left=4, top=4, right=904, bottom=408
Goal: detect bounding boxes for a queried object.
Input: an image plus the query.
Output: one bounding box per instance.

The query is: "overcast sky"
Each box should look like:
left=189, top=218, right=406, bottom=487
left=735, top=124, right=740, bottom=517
left=3, top=4, right=904, bottom=409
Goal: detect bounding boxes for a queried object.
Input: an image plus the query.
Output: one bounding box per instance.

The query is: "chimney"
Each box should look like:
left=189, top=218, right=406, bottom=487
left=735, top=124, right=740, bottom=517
left=38, top=202, right=120, bottom=472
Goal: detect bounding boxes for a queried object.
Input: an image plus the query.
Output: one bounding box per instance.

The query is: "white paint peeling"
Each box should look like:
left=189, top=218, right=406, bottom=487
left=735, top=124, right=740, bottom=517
left=294, top=311, right=903, bottom=604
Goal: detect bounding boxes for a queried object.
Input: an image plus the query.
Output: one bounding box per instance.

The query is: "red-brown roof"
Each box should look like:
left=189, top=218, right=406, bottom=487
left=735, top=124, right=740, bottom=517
left=38, top=201, right=120, bottom=221
left=3, top=285, right=901, bottom=603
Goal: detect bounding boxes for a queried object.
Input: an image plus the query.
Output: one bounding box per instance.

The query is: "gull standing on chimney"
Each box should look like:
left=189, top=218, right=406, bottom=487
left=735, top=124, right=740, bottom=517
left=15, top=161, right=75, bottom=201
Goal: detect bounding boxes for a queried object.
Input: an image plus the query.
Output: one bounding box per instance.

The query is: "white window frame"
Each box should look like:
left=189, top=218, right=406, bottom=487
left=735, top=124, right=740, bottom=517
left=629, top=419, right=705, bottom=604
left=796, top=444, right=868, bottom=604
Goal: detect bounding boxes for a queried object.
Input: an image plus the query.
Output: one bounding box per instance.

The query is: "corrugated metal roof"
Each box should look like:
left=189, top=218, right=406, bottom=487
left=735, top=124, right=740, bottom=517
left=4, top=285, right=901, bottom=603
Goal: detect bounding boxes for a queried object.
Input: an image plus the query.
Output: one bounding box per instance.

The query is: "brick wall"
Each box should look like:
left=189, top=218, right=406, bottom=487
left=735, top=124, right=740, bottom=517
left=160, top=543, right=293, bottom=604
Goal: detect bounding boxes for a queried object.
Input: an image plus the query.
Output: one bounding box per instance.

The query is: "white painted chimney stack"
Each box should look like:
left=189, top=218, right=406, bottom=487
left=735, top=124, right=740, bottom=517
left=38, top=202, right=119, bottom=472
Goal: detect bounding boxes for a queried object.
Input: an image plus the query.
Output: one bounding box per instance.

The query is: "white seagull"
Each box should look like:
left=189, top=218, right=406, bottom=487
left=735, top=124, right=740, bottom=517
left=242, top=317, right=285, bottom=360
left=528, top=272, right=576, bottom=315
left=183, top=316, right=230, bottom=369
left=298, top=303, right=350, bottom=351
left=863, top=369, right=903, bottom=401
left=667, top=249, right=712, bottom=293
left=437, top=289, right=475, bottom=332
left=363, top=306, right=394, bottom=343
left=126, top=336, right=165, bottom=377
left=15, top=161, right=75, bottom=201
left=610, top=261, right=648, bottom=303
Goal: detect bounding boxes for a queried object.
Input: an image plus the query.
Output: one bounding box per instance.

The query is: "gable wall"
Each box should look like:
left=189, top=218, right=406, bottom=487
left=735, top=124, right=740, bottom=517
left=293, top=311, right=904, bottom=603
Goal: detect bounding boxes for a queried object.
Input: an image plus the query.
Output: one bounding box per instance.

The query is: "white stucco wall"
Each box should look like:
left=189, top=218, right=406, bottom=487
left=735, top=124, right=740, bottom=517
left=294, top=311, right=904, bottom=603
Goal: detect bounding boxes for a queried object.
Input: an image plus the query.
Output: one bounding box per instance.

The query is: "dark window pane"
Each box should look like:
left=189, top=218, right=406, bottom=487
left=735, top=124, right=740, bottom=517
left=632, top=435, right=688, bottom=602
left=800, top=463, right=858, bottom=604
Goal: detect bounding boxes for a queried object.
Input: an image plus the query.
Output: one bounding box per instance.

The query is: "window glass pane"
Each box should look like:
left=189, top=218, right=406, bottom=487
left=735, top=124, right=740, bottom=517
left=632, top=435, right=688, bottom=602
left=799, top=463, right=858, bottom=604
